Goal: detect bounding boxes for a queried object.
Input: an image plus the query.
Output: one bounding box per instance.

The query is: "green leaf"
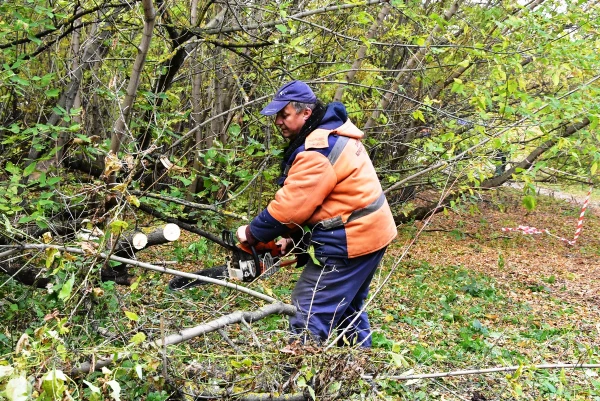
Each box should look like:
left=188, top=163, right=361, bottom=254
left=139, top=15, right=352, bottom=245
left=275, top=24, right=287, bottom=33
left=9, top=123, right=20, bottom=133
left=9, top=75, right=30, bottom=86
left=451, top=78, right=465, bottom=95
left=412, top=109, right=425, bottom=122
left=45, top=88, right=60, bottom=97
left=391, top=352, right=410, bottom=368
left=522, top=195, right=537, bottom=211
left=58, top=274, right=75, bottom=301
left=307, top=386, right=316, bottom=400
left=23, top=162, right=37, bottom=177
left=591, top=162, right=598, bottom=176
left=307, top=245, right=320, bottom=266
left=5, top=162, right=20, bottom=176
left=125, top=311, right=139, bottom=321
left=552, top=71, right=560, bottom=87
left=41, top=369, right=67, bottom=398
left=46, top=248, right=59, bottom=268
left=228, top=123, right=241, bottom=136
left=109, top=220, right=129, bottom=235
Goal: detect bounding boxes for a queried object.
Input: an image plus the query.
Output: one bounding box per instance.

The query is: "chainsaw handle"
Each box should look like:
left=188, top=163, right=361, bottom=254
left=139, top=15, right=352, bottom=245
left=237, top=240, right=280, bottom=257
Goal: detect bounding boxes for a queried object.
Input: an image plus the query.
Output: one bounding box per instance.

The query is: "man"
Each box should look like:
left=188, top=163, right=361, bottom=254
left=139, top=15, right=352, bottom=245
left=236, top=80, right=397, bottom=347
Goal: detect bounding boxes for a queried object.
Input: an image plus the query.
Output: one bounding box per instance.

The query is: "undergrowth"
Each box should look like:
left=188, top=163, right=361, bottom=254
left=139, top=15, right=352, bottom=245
left=1, top=189, right=600, bottom=400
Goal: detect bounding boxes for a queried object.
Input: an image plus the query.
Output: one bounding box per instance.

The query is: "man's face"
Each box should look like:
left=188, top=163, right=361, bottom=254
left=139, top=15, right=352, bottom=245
left=274, top=103, right=312, bottom=141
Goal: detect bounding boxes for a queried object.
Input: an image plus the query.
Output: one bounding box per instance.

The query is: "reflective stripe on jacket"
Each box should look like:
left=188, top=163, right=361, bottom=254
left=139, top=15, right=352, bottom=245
left=249, top=102, right=397, bottom=259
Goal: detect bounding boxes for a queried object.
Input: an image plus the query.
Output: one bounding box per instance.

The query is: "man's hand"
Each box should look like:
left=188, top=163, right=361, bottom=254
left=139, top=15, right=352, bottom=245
left=236, top=225, right=248, bottom=244
left=276, top=238, right=293, bottom=256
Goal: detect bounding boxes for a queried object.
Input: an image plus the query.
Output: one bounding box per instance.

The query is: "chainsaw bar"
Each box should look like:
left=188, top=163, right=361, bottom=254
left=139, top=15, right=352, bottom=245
left=168, top=264, right=228, bottom=291
left=168, top=257, right=283, bottom=291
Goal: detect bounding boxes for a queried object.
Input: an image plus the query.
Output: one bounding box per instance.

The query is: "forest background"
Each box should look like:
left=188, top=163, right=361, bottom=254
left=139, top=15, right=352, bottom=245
left=0, top=0, right=599, bottom=399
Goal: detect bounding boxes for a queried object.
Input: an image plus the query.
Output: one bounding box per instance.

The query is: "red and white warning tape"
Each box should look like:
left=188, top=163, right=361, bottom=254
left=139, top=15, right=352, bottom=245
left=501, top=187, right=593, bottom=246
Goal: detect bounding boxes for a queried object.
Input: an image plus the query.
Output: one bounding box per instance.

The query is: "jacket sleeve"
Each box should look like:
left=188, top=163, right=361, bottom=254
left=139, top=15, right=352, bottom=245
left=249, top=151, right=337, bottom=243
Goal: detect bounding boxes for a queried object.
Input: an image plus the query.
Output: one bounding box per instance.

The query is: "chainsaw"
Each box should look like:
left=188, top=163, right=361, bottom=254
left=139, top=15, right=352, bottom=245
left=168, top=230, right=296, bottom=291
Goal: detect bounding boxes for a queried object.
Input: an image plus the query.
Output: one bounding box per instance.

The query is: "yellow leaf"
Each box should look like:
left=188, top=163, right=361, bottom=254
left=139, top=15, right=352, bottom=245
left=129, top=332, right=146, bottom=345
left=42, top=232, right=52, bottom=244
left=103, top=151, right=121, bottom=177
left=126, top=195, right=140, bottom=207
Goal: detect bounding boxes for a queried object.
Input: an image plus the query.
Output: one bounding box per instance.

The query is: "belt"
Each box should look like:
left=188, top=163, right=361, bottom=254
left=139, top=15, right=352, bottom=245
left=317, top=192, right=386, bottom=230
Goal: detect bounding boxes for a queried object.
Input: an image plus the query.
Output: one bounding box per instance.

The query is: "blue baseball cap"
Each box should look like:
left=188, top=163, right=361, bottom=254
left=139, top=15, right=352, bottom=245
left=260, top=80, right=317, bottom=116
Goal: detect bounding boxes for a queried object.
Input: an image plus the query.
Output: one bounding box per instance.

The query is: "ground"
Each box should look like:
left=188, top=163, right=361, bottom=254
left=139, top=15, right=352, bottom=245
left=64, top=186, right=600, bottom=400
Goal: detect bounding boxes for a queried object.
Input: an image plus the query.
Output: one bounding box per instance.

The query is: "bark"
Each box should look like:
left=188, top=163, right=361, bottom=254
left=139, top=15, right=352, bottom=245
left=187, top=0, right=208, bottom=197
left=130, top=190, right=247, bottom=220
left=137, top=7, right=227, bottom=151
left=136, top=203, right=236, bottom=250
left=481, top=118, right=591, bottom=189
left=109, top=0, right=156, bottom=157
left=333, top=4, right=390, bottom=102
left=194, top=0, right=388, bottom=37
left=364, top=363, right=600, bottom=381
left=0, top=2, right=128, bottom=50
left=0, top=260, right=50, bottom=289
left=102, top=224, right=180, bottom=281
left=56, top=15, right=83, bottom=162
left=23, top=20, right=114, bottom=172
left=113, top=224, right=180, bottom=257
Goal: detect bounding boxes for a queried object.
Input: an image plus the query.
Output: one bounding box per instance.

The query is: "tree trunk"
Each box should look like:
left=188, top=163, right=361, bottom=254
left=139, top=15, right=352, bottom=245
left=363, top=1, right=461, bottom=134
left=333, top=4, right=390, bottom=102
left=109, top=0, right=156, bottom=159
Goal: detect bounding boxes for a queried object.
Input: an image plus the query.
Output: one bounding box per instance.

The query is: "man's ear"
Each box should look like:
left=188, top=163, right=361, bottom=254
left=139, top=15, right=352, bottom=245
left=302, top=107, right=313, bottom=121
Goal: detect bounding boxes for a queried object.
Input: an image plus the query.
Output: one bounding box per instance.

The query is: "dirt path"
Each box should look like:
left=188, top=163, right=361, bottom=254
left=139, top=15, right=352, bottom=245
left=507, top=182, right=599, bottom=208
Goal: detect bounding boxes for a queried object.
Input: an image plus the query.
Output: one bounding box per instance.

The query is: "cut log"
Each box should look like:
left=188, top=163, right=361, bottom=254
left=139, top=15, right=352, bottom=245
left=114, top=224, right=179, bottom=255
left=103, top=224, right=181, bottom=284
left=132, top=232, right=148, bottom=249
left=145, top=223, right=180, bottom=246
left=163, top=223, right=181, bottom=242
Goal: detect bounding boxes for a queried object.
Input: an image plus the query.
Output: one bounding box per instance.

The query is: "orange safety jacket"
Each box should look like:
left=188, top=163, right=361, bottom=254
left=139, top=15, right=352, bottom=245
left=249, top=102, right=397, bottom=259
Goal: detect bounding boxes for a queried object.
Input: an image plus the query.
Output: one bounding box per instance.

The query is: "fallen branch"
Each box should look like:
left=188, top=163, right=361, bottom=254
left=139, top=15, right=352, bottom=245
left=131, top=190, right=247, bottom=220
left=13, top=244, right=278, bottom=302
left=215, top=394, right=306, bottom=401
left=362, top=363, right=600, bottom=381
left=71, top=302, right=296, bottom=375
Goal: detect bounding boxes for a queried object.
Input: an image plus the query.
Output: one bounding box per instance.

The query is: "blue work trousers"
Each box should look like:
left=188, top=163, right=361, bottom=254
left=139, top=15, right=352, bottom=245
left=289, top=247, right=386, bottom=347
